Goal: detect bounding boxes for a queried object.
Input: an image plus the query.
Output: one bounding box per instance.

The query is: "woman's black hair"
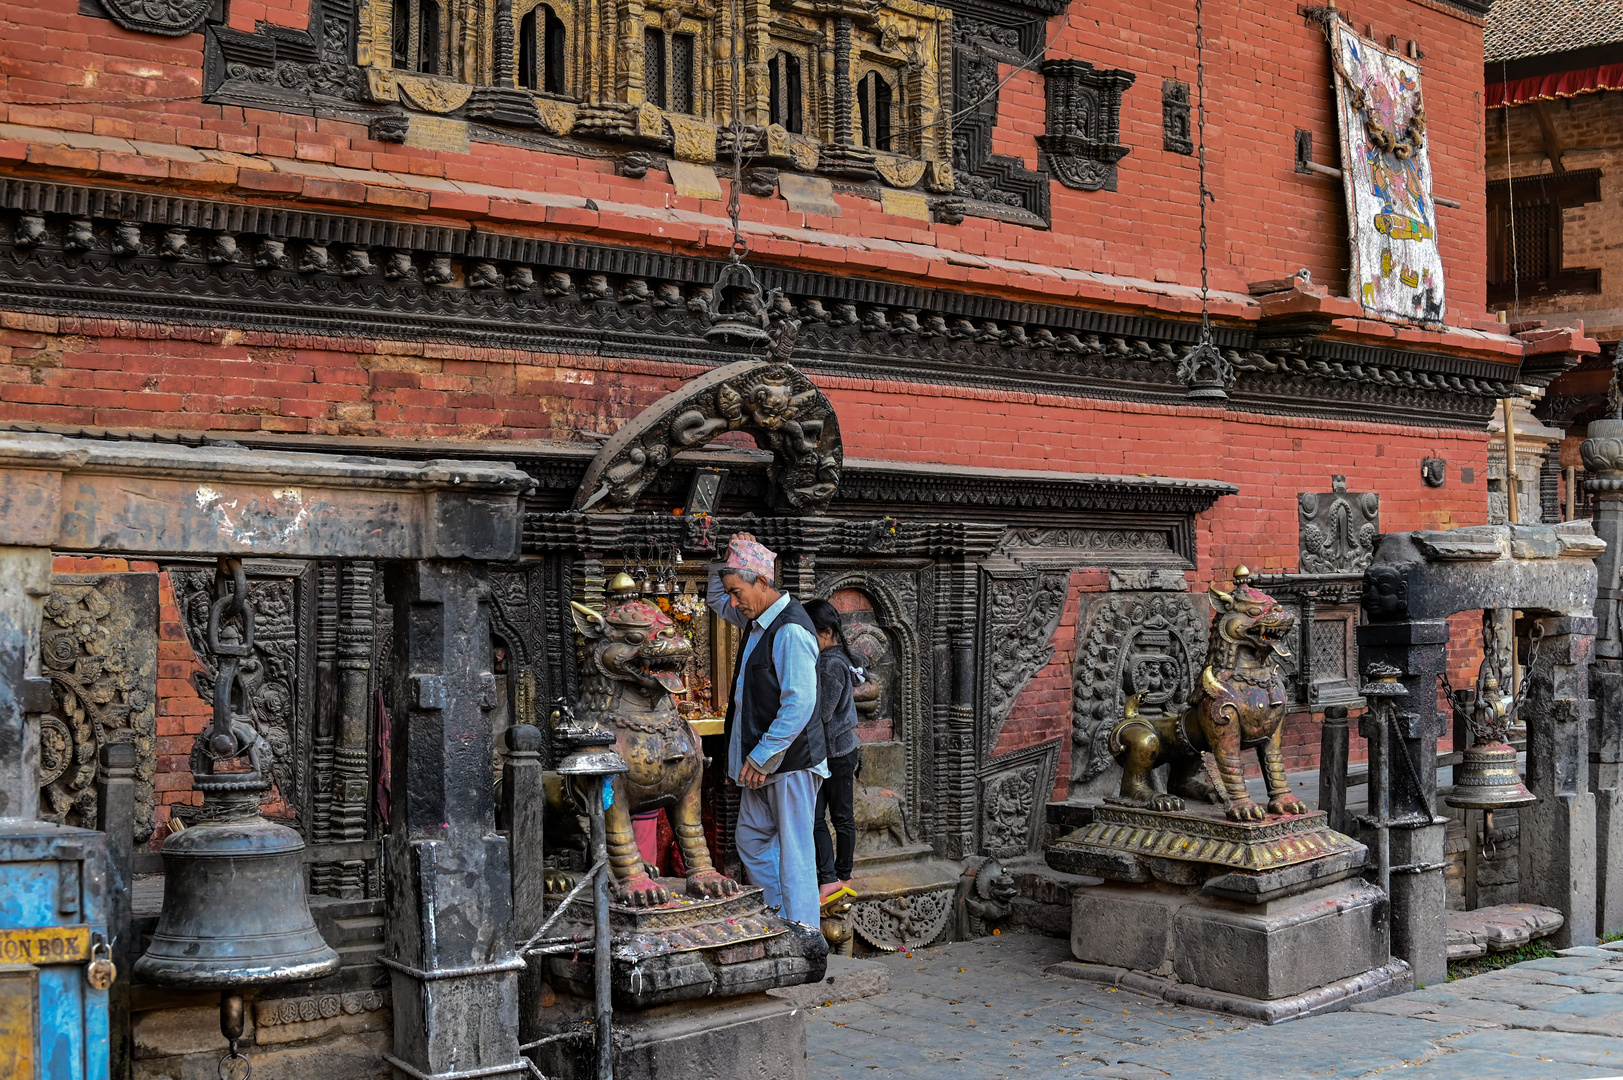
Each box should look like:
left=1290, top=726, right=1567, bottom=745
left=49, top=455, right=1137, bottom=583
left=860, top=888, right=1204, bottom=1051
left=803, top=598, right=859, bottom=667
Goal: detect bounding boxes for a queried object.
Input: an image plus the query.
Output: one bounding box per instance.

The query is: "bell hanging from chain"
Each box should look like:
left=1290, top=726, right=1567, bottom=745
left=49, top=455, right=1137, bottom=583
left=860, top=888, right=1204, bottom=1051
left=1445, top=741, right=1535, bottom=810
left=704, top=254, right=773, bottom=346
left=1443, top=614, right=1535, bottom=811
left=135, top=559, right=338, bottom=1078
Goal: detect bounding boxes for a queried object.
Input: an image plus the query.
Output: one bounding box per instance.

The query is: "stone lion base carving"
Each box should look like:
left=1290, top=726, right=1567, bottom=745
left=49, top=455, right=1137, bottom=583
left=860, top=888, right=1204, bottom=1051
left=537, top=881, right=827, bottom=1010
left=1047, top=803, right=1409, bottom=1020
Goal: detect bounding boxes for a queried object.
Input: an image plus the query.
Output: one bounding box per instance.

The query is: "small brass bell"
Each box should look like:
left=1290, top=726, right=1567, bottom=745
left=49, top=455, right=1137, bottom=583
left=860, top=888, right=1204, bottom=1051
left=704, top=256, right=773, bottom=347
left=1445, top=741, right=1536, bottom=810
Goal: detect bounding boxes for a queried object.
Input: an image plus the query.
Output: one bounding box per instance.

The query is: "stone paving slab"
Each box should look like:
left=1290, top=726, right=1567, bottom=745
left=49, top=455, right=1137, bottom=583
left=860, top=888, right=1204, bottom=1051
left=808, top=934, right=1623, bottom=1080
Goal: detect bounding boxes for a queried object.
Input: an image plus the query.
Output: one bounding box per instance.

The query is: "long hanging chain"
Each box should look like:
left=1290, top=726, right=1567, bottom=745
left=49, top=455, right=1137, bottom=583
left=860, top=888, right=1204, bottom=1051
left=1195, top=0, right=1211, bottom=344
left=1177, top=0, right=1230, bottom=399
left=727, top=6, right=747, bottom=259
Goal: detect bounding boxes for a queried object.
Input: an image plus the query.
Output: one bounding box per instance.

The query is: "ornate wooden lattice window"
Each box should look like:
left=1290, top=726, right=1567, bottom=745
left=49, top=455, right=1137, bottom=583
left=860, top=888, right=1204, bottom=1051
left=644, top=27, right=696, bottom=114
left=857, top=70, right=895, bottom=153
left=768, top=52, right=804, bottom=134
left=1487, top=169, right=1603, bottom=305
left=518, top=4, right=567, bottom=94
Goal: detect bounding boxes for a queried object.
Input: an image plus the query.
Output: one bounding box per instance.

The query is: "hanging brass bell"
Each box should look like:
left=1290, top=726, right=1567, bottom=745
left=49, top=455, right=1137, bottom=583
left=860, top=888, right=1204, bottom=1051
left=134, top=812, right=341, bottom=987
left=135, top=646, right=340, bottom=989
left=704, top=257, right=773, bottom=346
left=1444, top=741, right=1536, bottom=810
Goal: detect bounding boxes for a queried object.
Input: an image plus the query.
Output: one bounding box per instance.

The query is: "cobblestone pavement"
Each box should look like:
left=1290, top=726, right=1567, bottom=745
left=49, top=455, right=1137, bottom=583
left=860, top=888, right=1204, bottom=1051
left=808, top=934, right=1623, bottom=1079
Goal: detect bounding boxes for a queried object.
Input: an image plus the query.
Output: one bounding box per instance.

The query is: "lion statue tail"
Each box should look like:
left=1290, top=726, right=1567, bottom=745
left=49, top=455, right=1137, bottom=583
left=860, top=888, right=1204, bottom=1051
left=1108, top=692, right=1151, bottom=759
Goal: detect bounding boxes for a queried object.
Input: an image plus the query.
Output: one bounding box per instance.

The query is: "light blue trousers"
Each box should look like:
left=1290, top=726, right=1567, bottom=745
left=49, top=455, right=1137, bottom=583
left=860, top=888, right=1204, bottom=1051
left=736, top=769, right=823, bottom=928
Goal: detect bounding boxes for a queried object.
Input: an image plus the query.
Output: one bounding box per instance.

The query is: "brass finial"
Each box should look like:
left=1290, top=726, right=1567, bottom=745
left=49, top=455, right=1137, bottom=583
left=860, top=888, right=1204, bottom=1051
left=1232, top=564, right=1251, bottom=583
left=608, top=571, right=639, bottom=596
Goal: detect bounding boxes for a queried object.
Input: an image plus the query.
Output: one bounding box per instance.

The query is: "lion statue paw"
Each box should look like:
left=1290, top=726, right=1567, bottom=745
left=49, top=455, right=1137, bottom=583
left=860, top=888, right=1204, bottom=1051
left=1147, top=793, right=1187, bottom=812
left=1225, top=799, right=1268, bottom=822
left=1267, top=795, right=1309, bottom=816
left=686, top=869, right=740, bottom=899
left=616, top=873, right=671, bottom=907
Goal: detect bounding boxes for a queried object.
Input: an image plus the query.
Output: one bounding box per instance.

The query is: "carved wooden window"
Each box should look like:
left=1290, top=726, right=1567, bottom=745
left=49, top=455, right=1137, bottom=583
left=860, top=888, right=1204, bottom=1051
left=416, top=0, right=442, bottom=74
left=857, top=70, right=894, bottom=152
left=644, top=27, right=695, bottom=114
left=392, top=0, right=411, bottom=68
left=518, top=4, right=566, bottom=94
left=1486, top=169, right=1602, bottom=305
left=768, top=52, right=803, bottom=134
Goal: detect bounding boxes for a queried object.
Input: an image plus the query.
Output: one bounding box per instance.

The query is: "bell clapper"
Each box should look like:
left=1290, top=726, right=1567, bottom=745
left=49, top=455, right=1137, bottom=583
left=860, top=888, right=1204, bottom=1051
left=219, top=989, right=250, bottom=1080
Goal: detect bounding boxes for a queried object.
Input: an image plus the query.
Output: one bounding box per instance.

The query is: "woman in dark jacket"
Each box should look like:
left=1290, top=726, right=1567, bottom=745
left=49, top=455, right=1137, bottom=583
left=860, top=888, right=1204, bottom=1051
left=804, top=599, right=863, bottom=906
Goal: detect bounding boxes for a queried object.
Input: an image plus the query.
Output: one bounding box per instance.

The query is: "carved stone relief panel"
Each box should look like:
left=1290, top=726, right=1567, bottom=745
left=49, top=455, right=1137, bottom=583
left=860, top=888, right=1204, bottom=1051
left=949, top=16, right=1050, bottom=222
left=1070, top=589, right=1206, bottom=789
left=169, top=560, right=316, bottom=827
left=816, top=563, right=935, bottom=854
left=38, top=573, right=159, bottom=840
left=1162, top=78, right=1192, bottom=155
left=1298, top=477, right=1380, bottom=574
left=979, top=568, right=1070, bottom=757
left=1038, top=59, right=1136, bottom=191
left=977, top=738, right=1059, bottom=858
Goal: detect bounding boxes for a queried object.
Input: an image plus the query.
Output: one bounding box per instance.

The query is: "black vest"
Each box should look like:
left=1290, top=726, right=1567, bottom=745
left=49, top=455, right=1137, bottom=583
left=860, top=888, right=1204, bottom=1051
left=724, top=597, right=825, bottom=775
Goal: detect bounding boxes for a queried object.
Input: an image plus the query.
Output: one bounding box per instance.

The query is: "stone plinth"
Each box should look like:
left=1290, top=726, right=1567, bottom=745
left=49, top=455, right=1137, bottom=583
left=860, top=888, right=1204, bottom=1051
left=1047, top=804, right=1408, bottom=1022
left=528, top=992, right=807, bottom=1080
left=535, top=880, right=827, bottom=1010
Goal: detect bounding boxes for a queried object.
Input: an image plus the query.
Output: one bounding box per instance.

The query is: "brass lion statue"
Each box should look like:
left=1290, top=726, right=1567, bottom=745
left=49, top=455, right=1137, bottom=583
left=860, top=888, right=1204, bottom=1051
left=1109, top=567, right=1307, bottom=822
left=569, top=576, right=739, bottom=906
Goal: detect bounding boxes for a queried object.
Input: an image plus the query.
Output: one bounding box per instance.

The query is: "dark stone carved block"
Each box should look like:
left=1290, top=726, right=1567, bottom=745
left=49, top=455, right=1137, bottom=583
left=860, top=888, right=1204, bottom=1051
left=952, top=18, right=1050, bottom=222
left=978, top=738, right=1059, bottom=858
left=1298, top=477, right=1380, bottom=574
left=38, top=573, right=159, bottom=840
left=981, top=570, right=1070, bottom=755
left=1070, top=590, right=1205, bottom=784
left=1162, top=79, right=1193, bottom=155
left=1039, top=59, right=1136, bottom=192
left=100, top=0, right=212, bottom=36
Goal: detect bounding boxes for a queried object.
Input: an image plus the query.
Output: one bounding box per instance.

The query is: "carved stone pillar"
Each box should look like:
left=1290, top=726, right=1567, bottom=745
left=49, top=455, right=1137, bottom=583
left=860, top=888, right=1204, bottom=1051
left=334, top=561, right=376, bottom=896
left=383, top=560, right=525, bottom=1080
left=0, top=546, right=53, bottom=819
left=1520, top=615, right=1599, bottom=948
left=1585, top=420, right=1623, bottom=934
left=1355, top=619, right=1449, bottom=986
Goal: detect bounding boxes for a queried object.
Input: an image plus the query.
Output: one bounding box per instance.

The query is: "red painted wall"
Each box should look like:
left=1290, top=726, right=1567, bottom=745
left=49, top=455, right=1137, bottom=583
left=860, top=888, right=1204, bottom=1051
left=0, top=0, right=1488, bottom=318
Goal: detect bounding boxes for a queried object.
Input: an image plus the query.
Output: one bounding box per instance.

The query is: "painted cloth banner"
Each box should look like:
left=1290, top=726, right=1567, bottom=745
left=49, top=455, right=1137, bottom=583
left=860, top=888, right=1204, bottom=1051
left=1330, top=24, right=1445, bottom=325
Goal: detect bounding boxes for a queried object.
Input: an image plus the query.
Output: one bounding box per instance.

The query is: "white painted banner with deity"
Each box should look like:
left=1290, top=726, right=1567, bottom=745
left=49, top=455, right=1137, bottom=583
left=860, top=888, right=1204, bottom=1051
left=1329, top=24, right=1445, bottom=325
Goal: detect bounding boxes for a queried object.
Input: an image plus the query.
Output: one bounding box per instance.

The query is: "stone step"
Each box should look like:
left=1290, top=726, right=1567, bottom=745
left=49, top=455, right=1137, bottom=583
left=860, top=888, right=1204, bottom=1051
left=766, top=955, right=890, bottom=1009
left=1445, top=903, right=1564, bottom=960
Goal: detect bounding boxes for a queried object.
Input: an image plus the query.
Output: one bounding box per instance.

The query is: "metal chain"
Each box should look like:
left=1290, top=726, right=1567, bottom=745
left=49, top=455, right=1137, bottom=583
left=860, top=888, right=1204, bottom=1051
left=1194, top=0, right=1212, bottom=345
left=726, top=6, right=747, bottom=259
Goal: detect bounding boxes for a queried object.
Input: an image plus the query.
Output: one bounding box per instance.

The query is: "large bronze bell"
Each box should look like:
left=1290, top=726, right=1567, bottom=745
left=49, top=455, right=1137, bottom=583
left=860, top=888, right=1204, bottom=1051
left=134, top=813, right=340, bottom=987
left=1445, top=741, right=1536, bottom=810
left=135, top=558, right=339, bottom=1078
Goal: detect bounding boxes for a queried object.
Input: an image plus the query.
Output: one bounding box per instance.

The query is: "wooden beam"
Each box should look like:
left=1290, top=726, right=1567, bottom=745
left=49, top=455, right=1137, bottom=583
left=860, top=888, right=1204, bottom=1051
left=1534, top=101, right=1567, bottom=174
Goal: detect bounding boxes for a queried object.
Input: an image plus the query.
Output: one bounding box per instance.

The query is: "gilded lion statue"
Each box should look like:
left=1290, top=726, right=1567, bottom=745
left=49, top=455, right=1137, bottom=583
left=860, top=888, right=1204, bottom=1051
left=1109, top=567, right=1307, bottom=822
left=569, top=579, right=739, bottom=906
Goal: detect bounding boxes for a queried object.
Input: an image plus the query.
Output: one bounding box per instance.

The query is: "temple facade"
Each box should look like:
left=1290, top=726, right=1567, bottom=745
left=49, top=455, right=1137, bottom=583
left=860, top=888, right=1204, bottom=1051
left=0, top=0, right=1604, bottom=1073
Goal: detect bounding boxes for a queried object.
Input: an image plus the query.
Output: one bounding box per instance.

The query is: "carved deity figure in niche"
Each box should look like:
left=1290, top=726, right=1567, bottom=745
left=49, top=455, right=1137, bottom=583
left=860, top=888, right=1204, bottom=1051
left=1109, top=568, right=1307, bottom=822
left=570, top=574, right=739, bottom=905
left=827, top=588, right=915, bottom=855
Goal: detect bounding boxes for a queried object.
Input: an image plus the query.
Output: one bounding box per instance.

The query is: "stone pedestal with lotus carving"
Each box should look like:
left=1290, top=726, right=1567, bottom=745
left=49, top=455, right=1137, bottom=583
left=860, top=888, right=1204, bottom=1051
left=1048, top=803, right=1411, bottom=1022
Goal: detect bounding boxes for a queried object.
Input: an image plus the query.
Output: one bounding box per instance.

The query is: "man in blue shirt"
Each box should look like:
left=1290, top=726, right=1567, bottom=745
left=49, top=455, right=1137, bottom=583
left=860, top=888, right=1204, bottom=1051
left=709, top=532, right=827, bottom=928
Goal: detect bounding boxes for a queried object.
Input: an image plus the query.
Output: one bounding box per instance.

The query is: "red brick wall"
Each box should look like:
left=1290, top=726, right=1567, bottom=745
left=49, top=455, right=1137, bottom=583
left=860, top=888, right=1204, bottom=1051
left=0, top=0, right=1489, bottom=319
